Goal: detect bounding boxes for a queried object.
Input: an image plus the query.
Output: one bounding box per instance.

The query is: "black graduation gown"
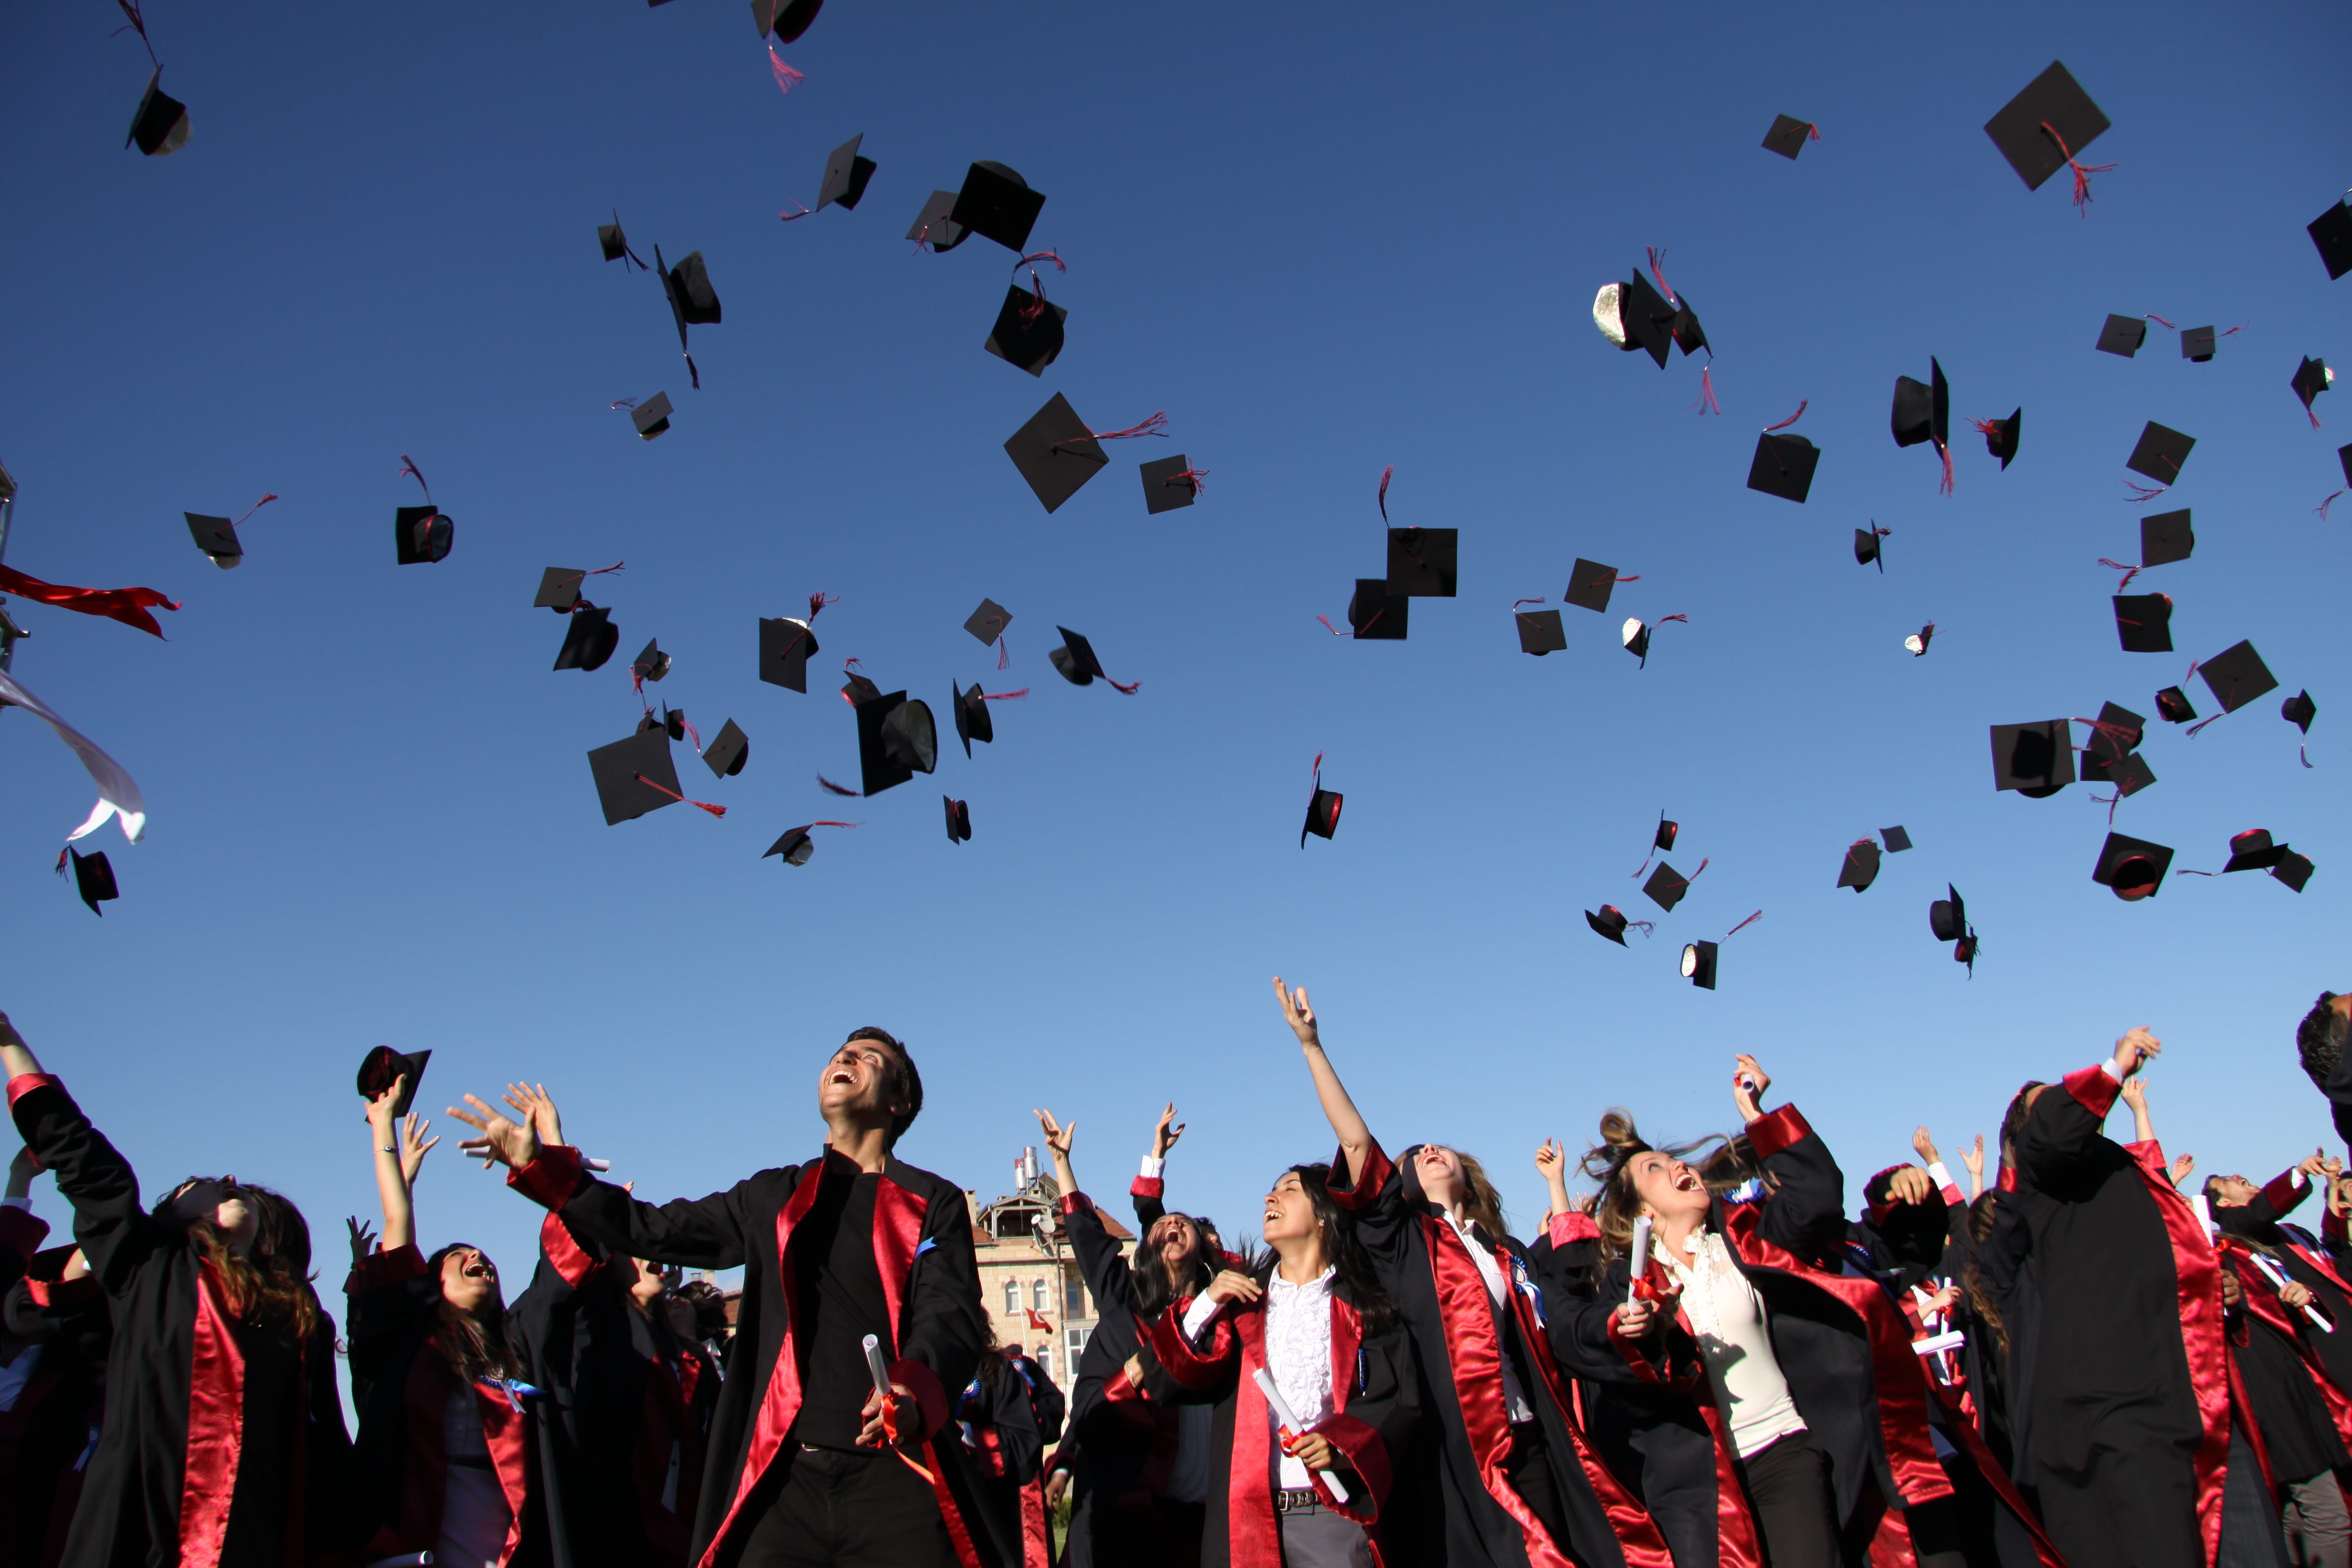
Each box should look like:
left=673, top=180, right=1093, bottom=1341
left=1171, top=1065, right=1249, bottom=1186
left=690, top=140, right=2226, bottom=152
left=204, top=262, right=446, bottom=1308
left=0, top=1209, right=100, bottom=1568
left=2011, top=1066, right=2231, bottom=1568
left=1146, top=1266, right=1421, bottom=1568
left=504, top=1142, right=987, bottom=1568
left=504, top=1212, right=718, bottom=1568
left=1004, top=1352, right=1063, bottom=1445
left=1328, top=1137, right=1673, bottom=1568
left=6, top=1072, right=363, bottom=1568
left=2216, top=1174, right=2352, bottom=1425
left=1053, top=1189, right=1188, bottom=1568
left=956, top=1362, right=1047, bottom=1568
left=344, top=1242, right=558, bottom=1568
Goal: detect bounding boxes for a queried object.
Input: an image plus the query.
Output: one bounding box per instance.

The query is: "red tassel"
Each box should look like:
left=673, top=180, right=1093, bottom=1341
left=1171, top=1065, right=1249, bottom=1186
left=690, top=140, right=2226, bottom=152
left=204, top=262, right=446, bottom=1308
left=1645, top=246, right=1678, bottom=307
left=1725, top=910, right=1762, bottom=937
left=1967, top=418, right=2003, bottom=437
left=2185, top=714, right=2223, bottom=737
left=768, top=45, right=803, bottom=95
left=1691, top=364, right=1719, bottom=415
left=980, top=688, right=1029, bottom=701
left=1657, top=613, right=1689, bottom=626
left=1377, top=465, right=1393, bottom=522
left=234, top=494, right=278, bottom=527
left=1164, top=467, right=1209, bottom=495
left=996, top=638, right=1009, bottom=671
left=1105, top=677, right=1140, bottom=695
left=1015, top=251, right=1066, bottom=323
left=2039, top=122, right=2116, bottom=212
left=1089, top=411, right=1168, bottom=442
left=557, top=562, right=625, bottom=591
left=52, top=848, right=68, bottom=875
left=2097, top=558, right=2143, bottom=591
left=1938, top=443, right=1954, bottom=496
left=2319, top=490, right=2343, bottom=520
left=2124, top=480, right=2167, bottom=502
left=1763, top=400, right=1808, bottom=433
left=778, top=203, right=813, bottom=222
left=1807, top=123, right=1820, bottom=142
left=817, top=775, right=861, bottom=796
left=2143, top=314, right=2176, bottom=329
left=808, top=591, right=837, bottom=620
left=1512, top=597, right=1547, bottom=610
left=633, top=774, right=725, bottom=818
left=398, top=455, right=431, bottom=502
left=681, top=718, right=703, bottom=754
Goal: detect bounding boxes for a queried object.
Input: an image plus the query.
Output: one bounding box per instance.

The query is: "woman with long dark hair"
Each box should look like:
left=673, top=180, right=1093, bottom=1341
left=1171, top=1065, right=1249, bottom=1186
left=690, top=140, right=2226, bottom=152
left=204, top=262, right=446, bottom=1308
left=1147, top=1155, right=1421, bottom=1568
left=1033, top=1107, right=1218, bottom=1568
left=346, top=1063, right=554, bottom=1568
left=1274, top=979, right=1671, bottom=1568
left=1558, top=1056, right=1989, bottom=1568
left=0, top=1007, right=362, bottom=1568
left=956, top=1336, right=1049, bottom=1568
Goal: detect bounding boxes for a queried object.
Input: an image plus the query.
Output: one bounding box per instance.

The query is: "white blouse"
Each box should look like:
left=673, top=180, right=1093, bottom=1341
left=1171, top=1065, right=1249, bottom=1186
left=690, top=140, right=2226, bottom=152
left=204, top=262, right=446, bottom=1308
left=1661, top=1230, right=1808, bottom=1459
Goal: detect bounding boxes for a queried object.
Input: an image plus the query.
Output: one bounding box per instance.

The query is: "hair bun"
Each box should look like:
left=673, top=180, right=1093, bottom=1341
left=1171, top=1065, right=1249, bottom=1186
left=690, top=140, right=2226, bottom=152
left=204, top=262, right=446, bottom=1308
left=1598, top=1109, right=1642, bottom=1149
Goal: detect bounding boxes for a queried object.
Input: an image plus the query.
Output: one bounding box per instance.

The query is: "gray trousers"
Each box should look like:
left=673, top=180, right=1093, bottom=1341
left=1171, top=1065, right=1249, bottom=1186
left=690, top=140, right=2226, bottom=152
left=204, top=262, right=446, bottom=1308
left=2284, top=1472, right=2352, bottom=1568
left=1277, top=1501, right=1373, bottom=1568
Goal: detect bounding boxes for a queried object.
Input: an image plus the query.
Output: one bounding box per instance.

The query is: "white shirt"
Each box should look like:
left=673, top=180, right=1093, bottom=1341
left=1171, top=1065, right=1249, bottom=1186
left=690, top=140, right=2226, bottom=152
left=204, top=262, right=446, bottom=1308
left=1662, top=1230, right=1807, bottom=1459
left=1442, top=1215, right=1535, bottom=1424
left=1265, top=1268, right=1337, bottom=1490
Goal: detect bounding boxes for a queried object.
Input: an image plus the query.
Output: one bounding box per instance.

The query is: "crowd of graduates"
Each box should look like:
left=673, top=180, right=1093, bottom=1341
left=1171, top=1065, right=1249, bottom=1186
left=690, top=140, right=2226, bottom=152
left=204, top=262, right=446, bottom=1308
left=0, top=982, right=2347, bottom=1568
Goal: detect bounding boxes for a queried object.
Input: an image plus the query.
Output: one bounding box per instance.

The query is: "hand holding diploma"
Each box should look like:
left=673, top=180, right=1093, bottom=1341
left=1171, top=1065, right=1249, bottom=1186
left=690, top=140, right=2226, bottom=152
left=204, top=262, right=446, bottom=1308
left=1254, top=1370, right=1340, bottom=1473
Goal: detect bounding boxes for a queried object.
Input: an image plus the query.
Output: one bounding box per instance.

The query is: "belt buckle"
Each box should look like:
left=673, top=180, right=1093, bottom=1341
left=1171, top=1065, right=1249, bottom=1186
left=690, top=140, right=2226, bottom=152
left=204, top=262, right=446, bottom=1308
left=1275, top=1487, right=1317, bottom=1513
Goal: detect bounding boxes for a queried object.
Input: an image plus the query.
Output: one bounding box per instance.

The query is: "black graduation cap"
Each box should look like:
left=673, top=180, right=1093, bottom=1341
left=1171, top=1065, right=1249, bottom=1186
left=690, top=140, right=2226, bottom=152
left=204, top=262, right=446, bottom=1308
left=2276, top=852, right=2316, bottom=893
left=186, top=513, right=242, bottom=569
left=765, top=827, right=817, bottom=866
left=1761, top=114, right=1816, bottom=159
left=2223, top=829, right=2288, bottom=873
left=1621, top=619, right=1651, bottom=663
left=2079, top=701, right=2147, bottom=780
left=2293, top=357, right=2333, bottom=418
left=1564, top=559, right=1626, bottom=613
left=1881, top=826, right=1912, bottom=853
left=964, top=600, right=1012, bottom=646
left=2097, top=314, right=2148, bottom=357
left=2283, top=689, right=2317, bottom=734
left=944, top=796, right=972, bottom=844
left=750, top=0, right=824, bottom=42
left=1004, top=394, right=1107, bottom=513
left=2155, top=685, right=2198, bottom=724
left=2177, top=326, right=2214, bottom=362
left=1978, top=408, right=2021, bottom=468
left=554, top=605, right=621, bottom=672
left=1905, top=623, right=1935, bottom=657
left=599, top=215, right=636, bottom=264
left=1746, top=429, right=1819, bottom=503
left=840, top=668, right=882, bottom=706
left=1346, top=581, right=1408, bottom=640
left=1890, top=358, right=1950, bottom=455
left=1385, top=529, right=1458, bottom=597
left=2126, top=422, right=2195, bottom=486
left=984, top=287, right=1066, bottom=377
left=60, top=847, right=116, bottom=917
left=1837, top=838, right=1881, bottom=893
left=816, top=134, right=877, bottom=212
left=1668, top=299, right=1708, bottom=358
left=1643, top=862, right=1696, bottom=913
left=2341, top=441, right=2352, bottom=487
left=394, top=506, right=452, bottom=565
left=1585, top=906, right=1636, bottom=945
left=2198, top=640, right=2278, bottom=715
left=657, top=245, right=719, bottom=387
left=948, top=161, right=1046, bottom=252
left=702, top=718, right=749, bottom=779
left=126, top=68, right=190, bottom=156
left=2112, top=593, right=2173, bottom=654
left=953, top=682, right=994, bottom=757
left=631, top=392, right=673, bottom=440
left=536, top=568, right=587, bottom=611
left=1680, top=940, right=1717, bottom=991
left=631, top=639, right=672, bottom=685
left=1139, top=456, right=1201, bottom=514
left=1983, top=61, right=2110, bottom=192
left=2311, top=195, right=2352, bottom=281
left=758, top=616, right=818, bottom=691
left=2103, top=751, right=2158, bottom=799
left=2141, top=509, right=2194, bottom=569
left=587, top=726, right=682, bottom=826
left=1516, top=609, right=1565, bottom=656
left=1929, top=885, right=1967, bottom=943
left=356, top=1046, right=431, bottom=1119
left=2092, top=832, right=2173, bottom=901
left=1651, top=815, right=1678, bottom=854
left=1301, top=772, right=1342, bottom=848
left=905, top=190, right=968, bottom=252
left=855, top=691, right=937, bottom=795
left=1047, top=627, right=1135, bottom=691
left=1989, top=720, right=2075, bottom=796
left=1620, top=269, right=1679, bottom=369
left=1854, top=528, right=1887, bottom=571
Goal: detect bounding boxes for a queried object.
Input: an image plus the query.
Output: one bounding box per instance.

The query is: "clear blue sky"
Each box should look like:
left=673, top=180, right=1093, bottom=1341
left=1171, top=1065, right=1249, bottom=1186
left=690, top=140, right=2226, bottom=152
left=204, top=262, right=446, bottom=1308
left=0, top=0, right=2344, bottom=1306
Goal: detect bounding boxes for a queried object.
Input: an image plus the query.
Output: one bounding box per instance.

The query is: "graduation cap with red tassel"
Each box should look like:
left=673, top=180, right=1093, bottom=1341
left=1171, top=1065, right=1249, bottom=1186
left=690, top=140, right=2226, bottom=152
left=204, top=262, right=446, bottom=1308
left=1301, top=754, right=1342, bottom=848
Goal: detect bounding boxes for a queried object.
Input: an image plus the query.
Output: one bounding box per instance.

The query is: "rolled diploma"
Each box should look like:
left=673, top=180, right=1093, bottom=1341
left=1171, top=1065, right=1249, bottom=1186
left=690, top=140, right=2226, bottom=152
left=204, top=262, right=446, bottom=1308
left=2248, top=1251, right=2332, bottom=1331
left=1912, top=1328, right=1966, bottom=1356
left=1627, top=1216, right=1653, bottom=1306
left=1254, top=1368, right=1305, bottom=1442
left=862, top=1333, right=894, bottom=1402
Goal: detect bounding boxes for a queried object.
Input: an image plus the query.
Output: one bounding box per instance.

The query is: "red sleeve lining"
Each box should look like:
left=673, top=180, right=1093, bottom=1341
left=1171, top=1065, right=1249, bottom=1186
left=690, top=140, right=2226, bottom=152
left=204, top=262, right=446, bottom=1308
left=5, top=1074, right=61, bottom=1110
left=1129, top=1175, right=1165, bottom=1201
left=2261, top=1170, right=2310, bottom=1218
left=1547, top=1211, right=1600, bottom=1247
left=1326, top=1139, right=1391, bottom=1212
left=2061, top=1064, right=2120, bottom=1121
left=342, top=1241, right=428, bottom=1297
left=505, top=1143, right=588, bottom=1211
left=539, top=1212, right=602, bottom=1288
left=1058, top=1190, right=1093, bottom=1218
left=1744, top=1103, right=1813, bottom=1160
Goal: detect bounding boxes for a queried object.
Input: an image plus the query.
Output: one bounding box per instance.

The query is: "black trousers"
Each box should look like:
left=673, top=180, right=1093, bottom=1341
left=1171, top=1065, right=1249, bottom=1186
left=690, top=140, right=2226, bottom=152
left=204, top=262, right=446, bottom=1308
left=725, top=1443, right=957, bottom=1568
left=1502, top=1421, right=1571, bottom=1554
left=1734, top=1430, right=1841, bottom=1568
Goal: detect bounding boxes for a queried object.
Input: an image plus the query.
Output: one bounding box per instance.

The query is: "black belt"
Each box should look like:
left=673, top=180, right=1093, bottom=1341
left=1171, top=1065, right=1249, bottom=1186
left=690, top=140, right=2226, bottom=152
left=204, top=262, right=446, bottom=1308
left=1274, top=1487, right=1322, bottom=1513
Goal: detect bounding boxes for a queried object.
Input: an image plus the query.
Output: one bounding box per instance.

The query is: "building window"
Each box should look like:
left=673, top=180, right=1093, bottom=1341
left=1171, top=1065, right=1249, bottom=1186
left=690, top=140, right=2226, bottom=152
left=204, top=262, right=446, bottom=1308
left=1031, top=1279, right=1049, bottom=1313
left=1003, top=1279, right=1019, bottom=1316
left=1064, top=1274, right=1086, bottom=1321
left=1065, top=1325, right=1091, bottom=1381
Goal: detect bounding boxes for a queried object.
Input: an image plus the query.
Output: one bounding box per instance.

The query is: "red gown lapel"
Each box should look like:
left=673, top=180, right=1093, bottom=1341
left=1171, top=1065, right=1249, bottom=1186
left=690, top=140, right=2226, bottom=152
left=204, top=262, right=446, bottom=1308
left=873, top=1175, right=985, bottom=1568
left=2119, top=1139, right=2232, bottom=1568
left=181, top=1261, right=247, bottom=1568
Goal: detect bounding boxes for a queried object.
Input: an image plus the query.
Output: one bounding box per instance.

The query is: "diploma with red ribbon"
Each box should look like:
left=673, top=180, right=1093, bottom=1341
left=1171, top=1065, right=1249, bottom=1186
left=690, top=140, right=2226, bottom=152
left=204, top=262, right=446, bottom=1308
left=863, top=1332, right=936, bottom=1482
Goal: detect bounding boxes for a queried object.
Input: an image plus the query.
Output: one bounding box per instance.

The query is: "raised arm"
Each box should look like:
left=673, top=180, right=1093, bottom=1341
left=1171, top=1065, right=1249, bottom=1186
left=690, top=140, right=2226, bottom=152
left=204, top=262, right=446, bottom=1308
left=1961, top=1135, right=1985, bottom=1201
left=365, top=1078, right=438, bottom=1254
left=0, top=1008, right=163, bottom=1292
left=1732, top=1056, right=1846, bottom=1262
left=2119, top=1077, right=2157, bottom=1147
left=1275, top=978, right=1372, bottom=1185
left=1132, top=1103, right=1182, bottom=1230
left=1535, top=1139, right=1574, bottom=1221
left=2018, top=1029, right=2159, bottom=1188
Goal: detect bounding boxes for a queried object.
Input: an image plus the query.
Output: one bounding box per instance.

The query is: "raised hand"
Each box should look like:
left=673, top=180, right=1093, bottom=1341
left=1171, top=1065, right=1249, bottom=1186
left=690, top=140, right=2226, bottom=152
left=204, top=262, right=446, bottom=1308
left=1886, top=1166, right=1934, bottom=1206
left=2300, top=1148, right=2332, bottom=1181
left=5, top=1145, right=37, bottom=1202
left=2170, top=1152, right=2196, bottom=1186
left=449, top=1095, right=542, bottom=1172
left=501, top=1083, right=566, bottom=1149
left=1731, top=1055, right=1771, bottom=1123
left=1272, top=976, right=1320, bottom=1048
left=365, top=1075, right=407, bottom=1129
left=1923, top=1282, right=1962, bottom=1317
left=345, top=1216, right=377, bottom=1269
left=1033, top=1109, right=1075, bottom=1159
left=399, top=1113, right=440, bottom=1185
left=2113, top=1026, right=2162, bottom=1077
left=1960, top=1136, right=1984, bottom=1183
left=1912, top=1126, right=1940, bottom=1166
left=1151, top=1103, right=1185, bottom=1160
left=1535, top=1138, right=1572, bottom=1216
left=2120, top=1077, right=2147, bottom=1111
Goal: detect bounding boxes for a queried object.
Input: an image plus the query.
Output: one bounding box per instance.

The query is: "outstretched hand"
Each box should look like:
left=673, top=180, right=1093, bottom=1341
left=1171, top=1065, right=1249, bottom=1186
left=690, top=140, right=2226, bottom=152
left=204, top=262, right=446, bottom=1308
left=2120, top=1077, right=2148, bottom=1111
left=501, top=1083, right=566, bottom=1150
left=399, top=1113, right=440, bottom=1186
left=1534, top=1139, right=1566, bottom=1180
left=1912, top=1126, right=1940, bottom=1165
left=2170, top=1152, right=2196, bottom=1186
left=450, top=1095, right=541, bottom=1172
left=1034, top=1108, right=1075, bottom=1159
left=1960, top=1136, right=1985, bottom=1181
left=364, top=1076, right=406, bottom=1129
left=1272, top=977, right=1320, bottom=1048
left=2113, top=1027, right=2161, bottom=1078
left=345, top=1216, right=376, bottom=1270
left=1152, top=1103, right=1185, bottom=1160
left=1731, top=1055, right=1771, bottom=1123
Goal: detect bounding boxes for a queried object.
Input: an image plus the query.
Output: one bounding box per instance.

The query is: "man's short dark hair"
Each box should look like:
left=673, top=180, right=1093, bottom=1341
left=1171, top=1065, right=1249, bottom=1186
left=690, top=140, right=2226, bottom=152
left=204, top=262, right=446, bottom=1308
left=845, top=1027, right=923, bottom=1145
left=2298, top=992, right=2347, bottom=1092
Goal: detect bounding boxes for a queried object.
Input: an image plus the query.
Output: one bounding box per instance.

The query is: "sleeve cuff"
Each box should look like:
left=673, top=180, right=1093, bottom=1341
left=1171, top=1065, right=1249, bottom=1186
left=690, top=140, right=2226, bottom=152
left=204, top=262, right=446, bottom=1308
left=1180, top=1292, right=1222, bottom=1343
left=890, top=1358, right=950, bottom=1438
left=2264, top=1171, right=2312, bottom=1217
left=25, top=1246, right=98, bottom=1312
left=539, top=1211, right=602, bottom=1288
left=1326, top=1139, right=1391, bottom=1212
left=2101, top=1057, right=2124, bottom=1083
left=505, top=1144, right=588, bottom=1210
left=342, top=1241, right=428, bottom=1297
left=1128, top=1175, right=1165, bottom=1201
left=1925, top=1162, right=1954, bottom=1192
left=1138, top=1155, right=1164, bottom=1179
left=1312, top=1412, right=1390, bottom=1523
left=5, top=1074, right=61, bottom=1110
left=1744, top=1104, right=1813, bottom=1160
left=1143, top=1296, right=1234, bottom=1390
left=1058, top=1190, right=1093, bottom=1218
left=1547, top=1212, right=1600, bottom=1248
left=2063, top=1064, right=2122, bottom=1120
